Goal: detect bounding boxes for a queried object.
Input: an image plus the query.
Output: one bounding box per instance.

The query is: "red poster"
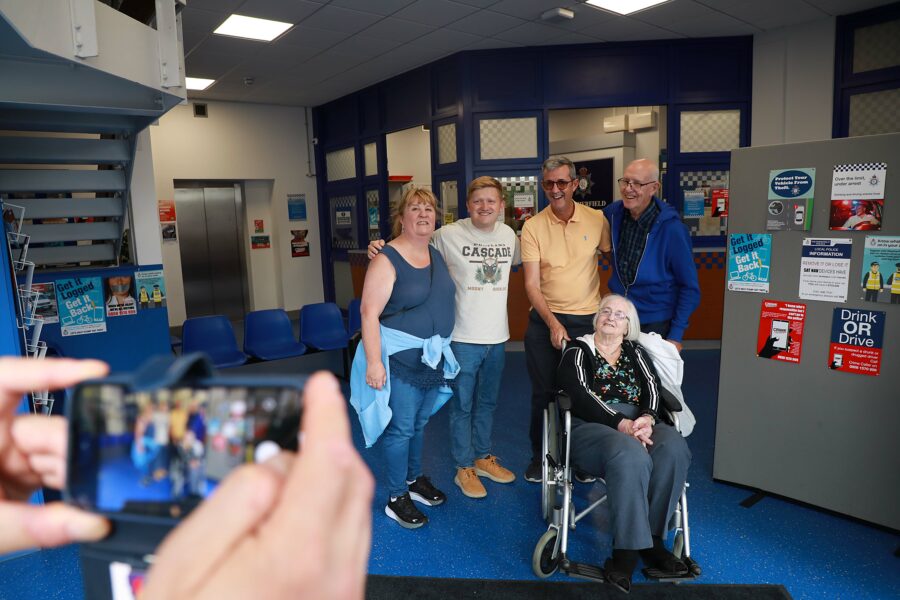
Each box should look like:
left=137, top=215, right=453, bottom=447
left=711, top=189, right=729, bottom=217
left=756, top=300, right=806, bottom=364
left=158, top=199, right=176, bottom=223
left=254, top=219, right=264, bottom=233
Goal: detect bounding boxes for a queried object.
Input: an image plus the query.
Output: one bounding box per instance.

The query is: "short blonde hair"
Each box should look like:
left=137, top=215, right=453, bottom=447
left=391, top=187, right=438, bottom=239
left=593, top=294, right=641, bottom=341
left=466, top=176, right=504, bottom=202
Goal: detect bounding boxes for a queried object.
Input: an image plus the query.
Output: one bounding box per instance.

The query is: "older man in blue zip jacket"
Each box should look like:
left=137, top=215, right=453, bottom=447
left=603, top=159, right=700, bottom=352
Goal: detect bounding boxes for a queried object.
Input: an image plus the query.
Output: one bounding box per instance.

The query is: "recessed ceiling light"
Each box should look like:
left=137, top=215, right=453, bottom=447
left=185, top=77, right=215, bottom=91
left=214, top=14, right=293, bottom=42
left=584, top=0, right=670, bottom=16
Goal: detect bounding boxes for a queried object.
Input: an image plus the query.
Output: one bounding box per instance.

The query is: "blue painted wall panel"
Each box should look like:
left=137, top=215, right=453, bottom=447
left=360, top=87, right=381, bottom=136
left=471, top=52, right=541, bottom=110
left=321, top=95, right=359, bottom=143
left=670, top=39, right=753, bottom=103
left=33, top=264, right=171, bottom=373
left=381, top=68, right=430, bottom=133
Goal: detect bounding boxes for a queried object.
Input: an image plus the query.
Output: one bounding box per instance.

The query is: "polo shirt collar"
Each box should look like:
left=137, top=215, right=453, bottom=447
left=547, top=200, right=582, bottom=224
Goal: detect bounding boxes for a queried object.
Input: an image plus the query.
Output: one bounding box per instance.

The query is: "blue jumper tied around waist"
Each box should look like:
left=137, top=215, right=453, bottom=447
left=349, top=325, right=460, bottom=447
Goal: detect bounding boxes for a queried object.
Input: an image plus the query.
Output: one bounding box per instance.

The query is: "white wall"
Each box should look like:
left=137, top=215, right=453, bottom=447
left=130, top=129, right=162, bottom=266
left=386, top=126, right=432, bottom=188
left=549, top=106, right=663, bottom=165
left=148, top=101, right=320, bottom=326
left=752, top=18, right=836, bottom=146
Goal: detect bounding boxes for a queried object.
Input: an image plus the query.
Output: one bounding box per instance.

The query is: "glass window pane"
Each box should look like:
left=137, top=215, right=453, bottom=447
left=853, top=19, right=900, bottom=73
left=364, top=143, right=377, bottom=177
left=679, top=170, right=729, bottom=238
left=326, top=147, right=356, bottom=182
left=497, top=175, right=538, bottom=236
left=849, top=87, right=900, bottom=137
left=479, top=118, right=538, bottom=160
left=330, top=194, right=357, bottom=249
left=440, top=180, right=458, bottom=225
left=366, top=189, right=381, bottom=240
left=437, top=124, right=457, bottom=164
left=679, top=110, right=741, bottom=153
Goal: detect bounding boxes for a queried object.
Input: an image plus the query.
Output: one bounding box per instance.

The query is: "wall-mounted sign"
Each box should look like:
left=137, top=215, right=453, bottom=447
left=860, top=236, right=900, bottom=304
left=291, top=230, right=309, bottom=257
left=757, top=300, right=806, bottom=365
left=56, top=277, right=107, bottom=337
left=288, top=194, right=307, bottom=221
left=158, top=199, right=176, bottom=223
left=251, top=235, right=271, bottom=249
left=727, top=233, right=771, bottom=293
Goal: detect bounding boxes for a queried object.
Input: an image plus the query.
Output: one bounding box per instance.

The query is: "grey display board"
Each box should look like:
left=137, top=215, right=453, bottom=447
left=714, top=133, right=899, bottom=530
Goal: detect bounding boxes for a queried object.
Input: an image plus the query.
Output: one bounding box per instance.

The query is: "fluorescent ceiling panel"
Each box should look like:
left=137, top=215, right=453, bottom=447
left=185, top=77, right=215, bottom=90
left=584, top=0, right=670, bottom=15
left=214, top=14, right=293, bottom=42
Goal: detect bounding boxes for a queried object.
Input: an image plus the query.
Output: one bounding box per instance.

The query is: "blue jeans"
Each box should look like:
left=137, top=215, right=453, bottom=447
left=380, top=374, right=441, bottom=497
left=449, top=341, right=506, bottom=468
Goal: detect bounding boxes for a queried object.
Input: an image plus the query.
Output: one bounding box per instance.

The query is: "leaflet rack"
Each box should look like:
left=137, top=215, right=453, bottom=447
left=2, top=200, right=52, bottom=413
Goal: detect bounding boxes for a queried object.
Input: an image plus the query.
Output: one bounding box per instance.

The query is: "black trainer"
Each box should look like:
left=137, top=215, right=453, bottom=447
left=574, top=469, right=597, bottom=484
left=385, top=493, right=427, bottom=529
left=408, top=475, right=445, bottom=506
left=524, top=459, right=542, bottom=483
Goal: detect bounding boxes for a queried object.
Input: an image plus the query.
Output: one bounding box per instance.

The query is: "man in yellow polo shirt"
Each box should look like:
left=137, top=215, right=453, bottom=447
left=521, top=156, right=611, bottom=482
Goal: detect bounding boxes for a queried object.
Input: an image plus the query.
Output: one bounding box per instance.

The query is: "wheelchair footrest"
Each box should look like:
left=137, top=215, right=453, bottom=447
left=642, top=556, right=702, bottom=582
left=562, top=560, right=606, bottom=582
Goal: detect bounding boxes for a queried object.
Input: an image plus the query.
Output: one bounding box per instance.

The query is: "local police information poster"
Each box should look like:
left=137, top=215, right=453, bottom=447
left=829, top=308, right=885, bottom=376
left=727, top=233, right=771, bottom=293
left=799, top=238, right=852, bottom=302
left=56, top=277, right=107, bottom=337
left=860, top=236, right=900, bottom=304
left=757, top=300, right=806, bottom=364
left=767, top=168, right=815, bottom=231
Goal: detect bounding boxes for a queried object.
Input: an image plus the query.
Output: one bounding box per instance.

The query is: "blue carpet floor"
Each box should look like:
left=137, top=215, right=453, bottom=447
left=0, top=349, right=897, bottom=600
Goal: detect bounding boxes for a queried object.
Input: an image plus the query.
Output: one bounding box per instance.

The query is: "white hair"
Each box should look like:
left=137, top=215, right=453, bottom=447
left=593, top=294, right=641, bottom=341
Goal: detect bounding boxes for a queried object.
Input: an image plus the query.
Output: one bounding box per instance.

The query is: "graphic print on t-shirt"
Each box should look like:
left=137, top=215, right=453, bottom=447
left=461, top=243, right=512, bottom=290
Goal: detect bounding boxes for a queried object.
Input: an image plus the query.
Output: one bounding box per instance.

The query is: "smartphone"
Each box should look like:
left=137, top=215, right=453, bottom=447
left=770, top=319, right=789, bottom=350
left=66, top=378, right=303, bottom=520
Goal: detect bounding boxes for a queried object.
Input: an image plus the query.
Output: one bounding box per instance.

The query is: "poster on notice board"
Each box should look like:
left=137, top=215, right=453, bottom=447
left=798, top=238, right=852, bottom=302
left=860, top=236, right=900, bottom=304
left=727, top=233, right=771, bottom=293
left=56, top=277, right=107, bottom=337
left=135, top=270, right=166, bottom=309
left=32, top=282, right=59, bottom=324
left=828, top=308, right=884, bottom=376
left=757, top=300, right=806, bottom=364
left=830, top=163, right=885, bottom=231
left=766, top=168, right=815, bottom=231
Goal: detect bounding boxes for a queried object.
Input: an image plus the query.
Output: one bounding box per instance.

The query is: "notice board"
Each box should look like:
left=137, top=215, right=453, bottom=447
left=714, top=133, right=899, bottom=530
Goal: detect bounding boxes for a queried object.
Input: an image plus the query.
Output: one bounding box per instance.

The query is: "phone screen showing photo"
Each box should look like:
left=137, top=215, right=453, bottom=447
left=770, top=320, right=790, bottom=350
left=68, top=384, right=301, bottom=516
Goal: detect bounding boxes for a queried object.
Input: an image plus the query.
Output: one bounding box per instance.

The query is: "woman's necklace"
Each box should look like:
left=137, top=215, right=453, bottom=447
left=594, top=336, right=622, bottom=368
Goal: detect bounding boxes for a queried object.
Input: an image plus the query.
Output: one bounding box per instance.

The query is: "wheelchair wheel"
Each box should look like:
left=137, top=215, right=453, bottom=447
left=532, top=528, right=560, bottom=578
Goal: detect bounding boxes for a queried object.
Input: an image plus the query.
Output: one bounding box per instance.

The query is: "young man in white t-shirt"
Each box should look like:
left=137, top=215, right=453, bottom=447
left=369, top=177, right=520, bottom=499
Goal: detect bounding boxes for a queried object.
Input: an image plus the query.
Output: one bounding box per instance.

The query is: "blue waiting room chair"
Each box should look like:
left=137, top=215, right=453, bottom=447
left=299, top=302, right=351, bottom=378
left=244, top=309, right=307, bottom=361
left=347, top=298, right=362, bottom=360
left=181, top=315, right=249, bottom=369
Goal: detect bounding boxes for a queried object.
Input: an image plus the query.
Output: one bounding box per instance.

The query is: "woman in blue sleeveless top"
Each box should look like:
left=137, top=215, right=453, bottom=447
left=359, top=187, right=456, bottom=529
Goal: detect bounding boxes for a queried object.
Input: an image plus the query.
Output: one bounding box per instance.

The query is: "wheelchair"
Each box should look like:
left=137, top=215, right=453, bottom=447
left=532, top=388, right=701, bottom=582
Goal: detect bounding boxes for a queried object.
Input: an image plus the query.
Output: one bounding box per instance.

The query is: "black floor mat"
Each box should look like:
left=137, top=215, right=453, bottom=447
left=366, top=575, right=792, bottom=600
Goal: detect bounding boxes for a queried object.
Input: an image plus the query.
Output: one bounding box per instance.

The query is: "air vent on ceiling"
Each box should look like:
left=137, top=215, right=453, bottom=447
left=193, top=103, right=208, bottom=118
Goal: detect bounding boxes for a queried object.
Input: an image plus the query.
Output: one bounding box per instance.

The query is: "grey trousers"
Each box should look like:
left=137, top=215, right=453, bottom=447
left=570, top=407, right=691, bottom=550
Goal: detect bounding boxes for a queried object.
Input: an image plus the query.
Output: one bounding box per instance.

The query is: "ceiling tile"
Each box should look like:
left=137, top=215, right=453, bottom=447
left=582, top=17, right=682, bottom=41
left=405, top=28, right=482, bottom=53
left=239, top=44, right=323, bottom=76
left=697, top=0, right=828, bottom=30
left=189, top=34, right=263, bottom=59
left=488, top=0, right=578, bottom=19
left=329, top=34, right=399, bottom=56
left=302, top=50, right=370, bottom=74
left=392, top=0, right=481, bottom=27
left=278, top=25, right=352, bottom=50
left=445, top=10, right=525, bottom=36
left=494, top=21, right=570, bottom=44
left=232, top=0, right=324, bottom=23
left=329, top=0, right=418, bottom=15
left=297, top=5, right=383, bottom=34
left=182, top=29, right=211, bottom=54
left=184, top=0, right=244, bottom=13
left=181, top=7, right=230, bottom=33
left=462, top=37, right=523, bottom=50
left=453, top=0, right=504, bottom=7
left=184, top=50, right=241, bottom=79
left=630, top=1, right=759, bottom=36
left=361, top=17, right=436, bottom=42
left=796, top=0, right=894, bottom=16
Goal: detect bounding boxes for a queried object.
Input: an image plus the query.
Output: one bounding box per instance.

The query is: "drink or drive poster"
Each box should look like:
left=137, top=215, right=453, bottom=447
left=727, top=233, right=771, bottom=293
left=757, top=300, right=806, bottom=364
left=828, top=308, right=884, bottom=376
left=799, top=238, right=852, bottom=302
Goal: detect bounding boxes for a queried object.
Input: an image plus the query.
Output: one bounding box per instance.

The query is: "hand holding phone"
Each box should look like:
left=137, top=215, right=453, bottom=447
left=142, top=372, right=373, bottom=599
left=0, top=357, right=111, bottom=555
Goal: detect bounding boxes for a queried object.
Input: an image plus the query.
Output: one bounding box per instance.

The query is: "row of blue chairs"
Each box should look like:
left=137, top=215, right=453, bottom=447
left=181, top=300, right=361, bottom=371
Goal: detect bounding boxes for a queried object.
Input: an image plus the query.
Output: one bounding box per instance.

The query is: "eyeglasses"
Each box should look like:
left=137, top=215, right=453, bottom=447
left=617, top=178, right=657, bottom=190
left=598, top=308, right=629, bottom=322
left=541, top=179, right=574, bottom=191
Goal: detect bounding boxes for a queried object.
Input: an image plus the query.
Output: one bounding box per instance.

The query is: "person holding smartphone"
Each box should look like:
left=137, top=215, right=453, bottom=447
left=0, top=357, right=373, bottom=599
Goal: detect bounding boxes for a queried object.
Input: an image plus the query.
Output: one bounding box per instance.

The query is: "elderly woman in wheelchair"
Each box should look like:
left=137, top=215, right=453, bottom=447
left=552, top=294, right=693, bottom=593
